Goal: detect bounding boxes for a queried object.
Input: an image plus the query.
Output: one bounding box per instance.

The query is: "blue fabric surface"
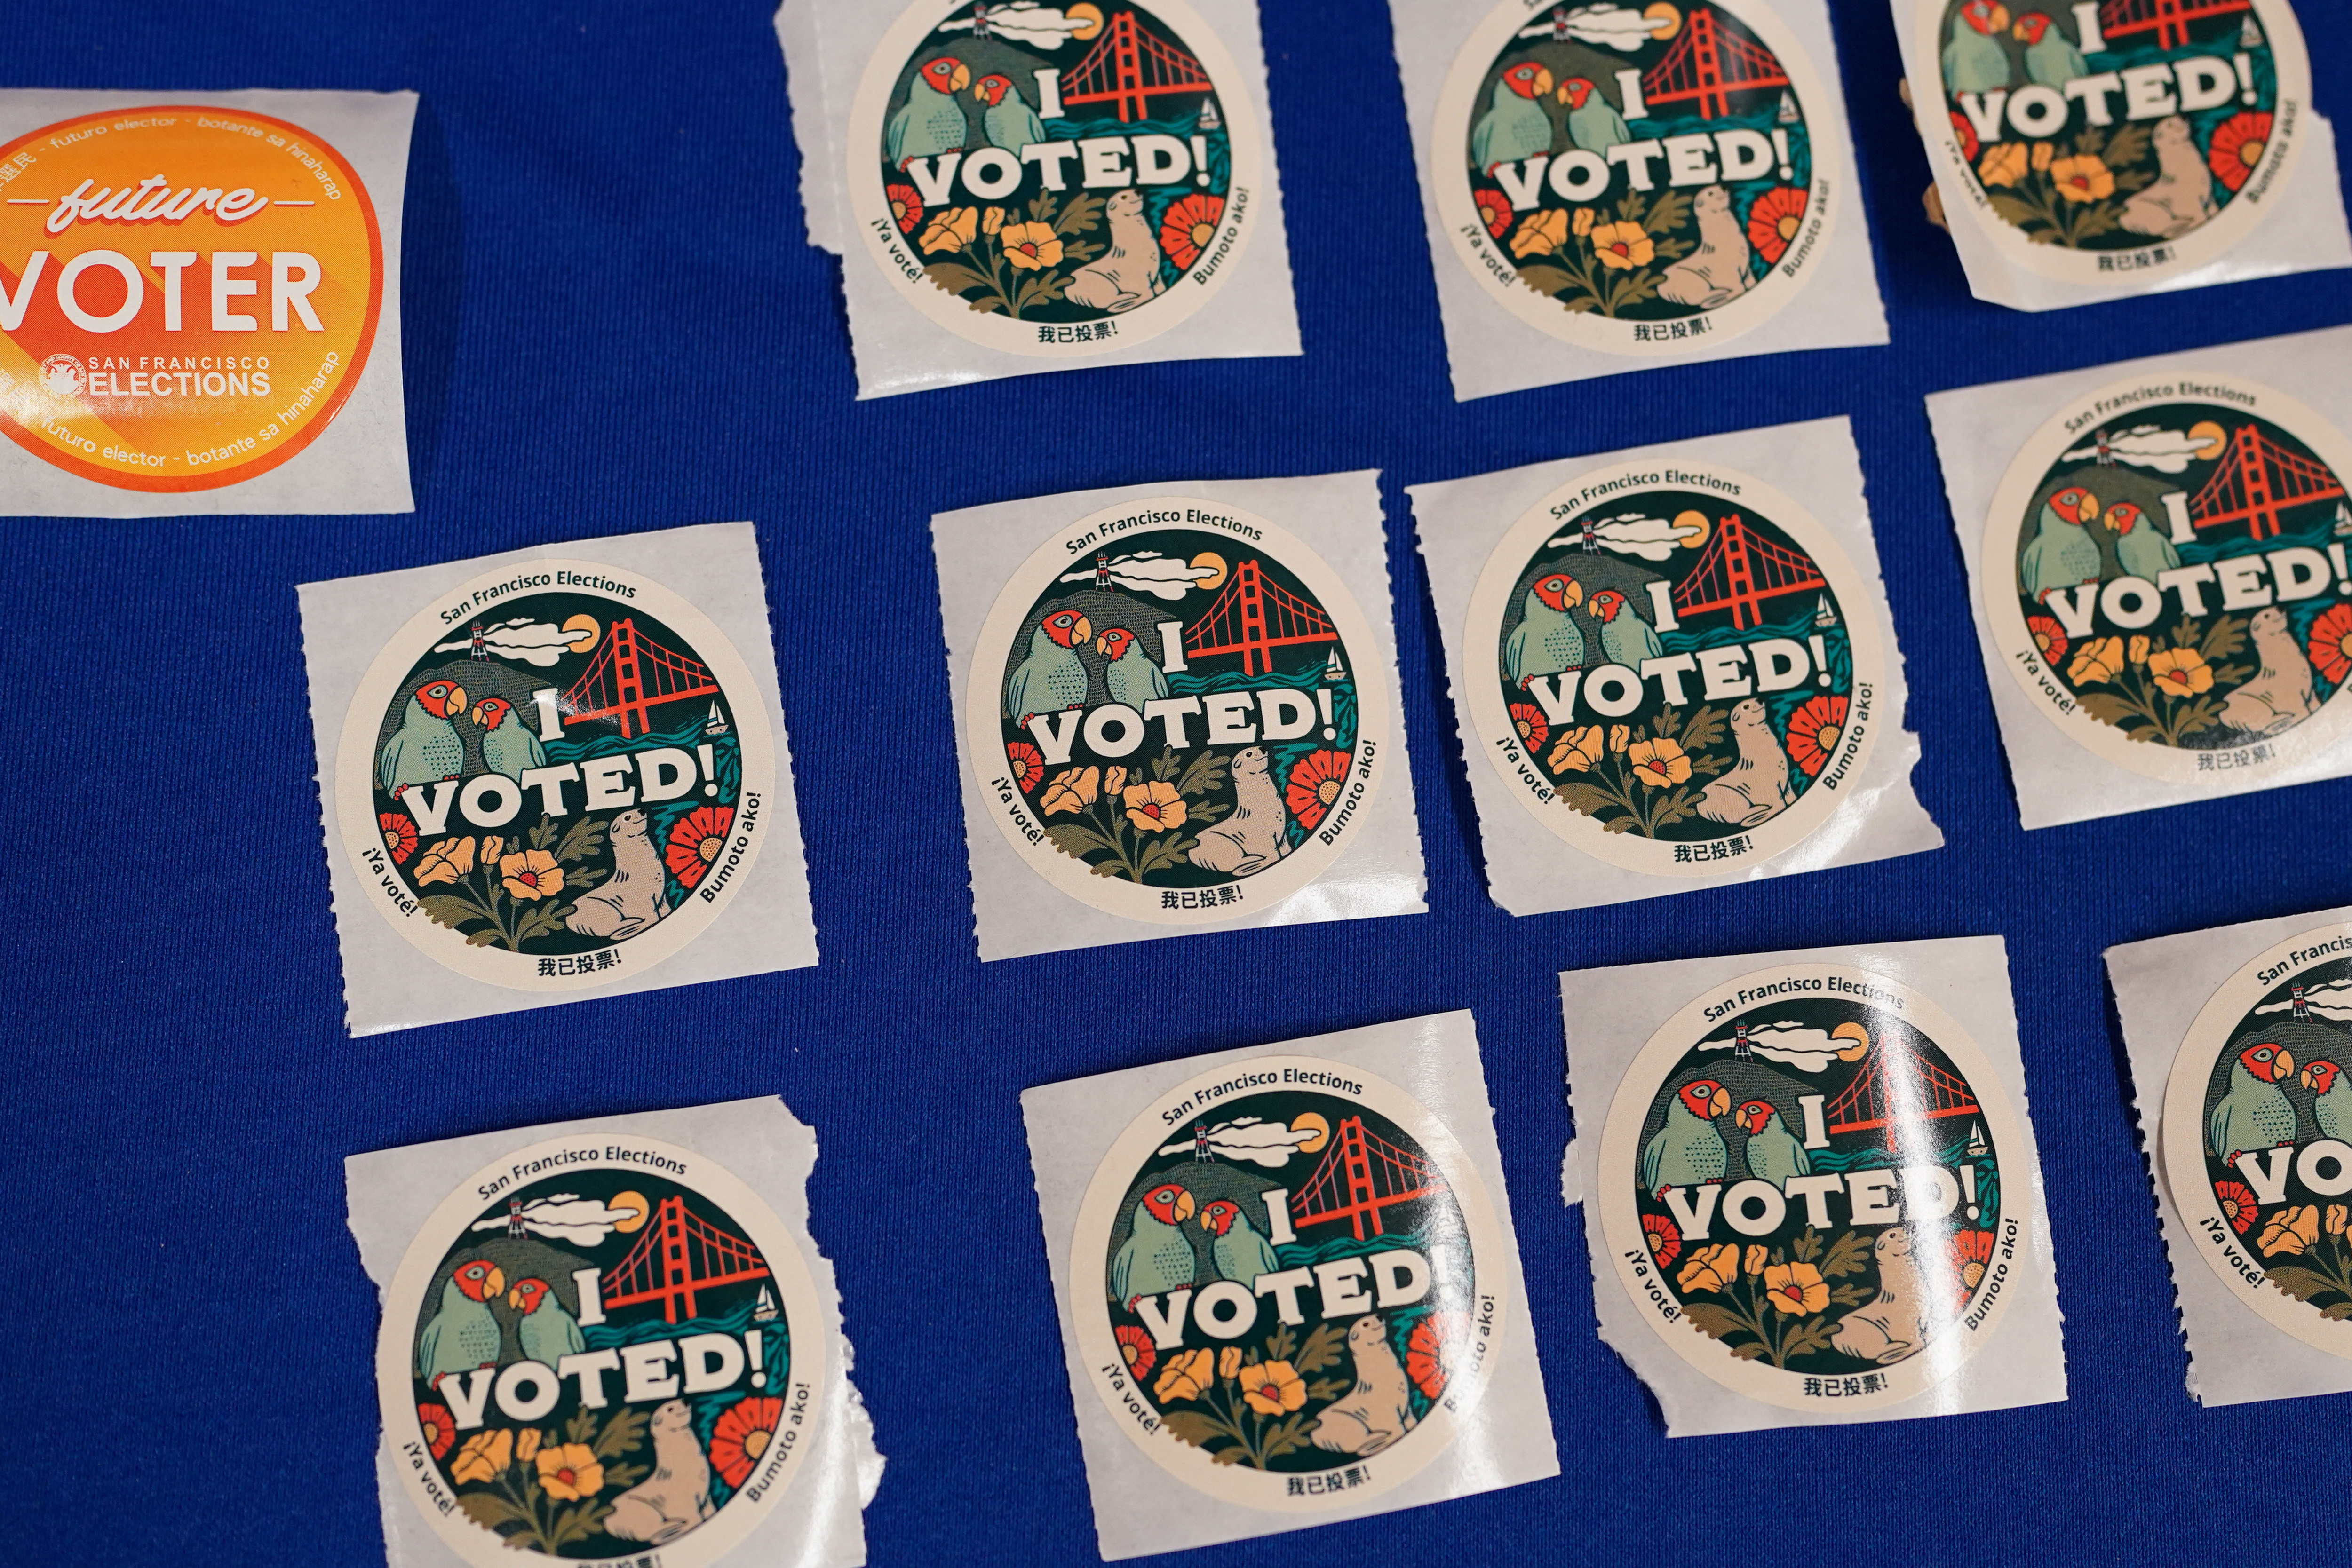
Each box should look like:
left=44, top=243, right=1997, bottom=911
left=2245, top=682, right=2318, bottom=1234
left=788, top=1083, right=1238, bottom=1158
left=5, top=1, right=2351, bottom=1564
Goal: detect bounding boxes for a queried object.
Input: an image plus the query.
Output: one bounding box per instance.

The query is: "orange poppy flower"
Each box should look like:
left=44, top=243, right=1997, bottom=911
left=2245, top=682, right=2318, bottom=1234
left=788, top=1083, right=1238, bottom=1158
left=997, top=219, right=1063, bottom=271
left=1950, top=111, right=1979, bottom=163
left=1237, top=1359, right=1306, bottom=1416
left=1159, top=192, right=1225, bottom=269
left=1745, top=186, right=1807, bottom=265
left=886, top=182, right=922, bottom=235
left=1783, top=694, right=1847, bottom=777
left=2146, top=645, right=2213, bottom=697
left=1284, top=749, right=1351, bottom=830
left=1627, top=736, right=1691, bottom=788
left=2047, top=153, right=2113, bottom=203
left=710, top=1396, right=783, bottom=1490
left=1475, top=188, right=1513, bottom=238
left=2208, top=111, right=2270, bottom=192
left=381, top=811, right=418, bottom=865
left=2308, top=603, right=2352, bottom=687
left=1406, top=1311, right=1465, bottom=1400
left=2259, top=1204, right=2320, bottom=1257
left=1115, top=1324, right=1155, bottom=1381
left=1586, top=219, right=1653, bottom=269
left=1950, top=1226, right=1997, bottom=1308
left=2215, top=1178, right=2259, bottom=1235
left=1154, top=1347, right=1215, bottom=1403
left=535, top=1441, right=603, bottom=1500
left=1641, top=1211, right=1680, bottom=1269
left=499, top=848, right=564, bottom=902
left=1123, top=779, right=1187, bottom=832
left=449, top=1427, right=511, bottom=1485
left=416, top=1402, right=455, bottom=1460
left=1761, top=1259, right=1829, bottom=1315
left=1509, top=701, right=1549, bottom=754
left=1006, top=740, right=1046, bottom=792
left=2026, top=613, right=2068, bottom=668
left=664, top=804, right=734, bottom=890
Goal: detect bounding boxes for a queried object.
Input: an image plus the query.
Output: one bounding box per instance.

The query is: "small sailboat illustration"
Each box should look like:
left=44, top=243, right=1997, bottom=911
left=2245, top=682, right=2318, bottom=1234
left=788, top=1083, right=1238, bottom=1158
left=1776, top=89, right=1799, bottom=125
left=2333, top=501, right=2352, bottom=538
left=1813, top=594, right=1837, bottom=628
left=1965, top=1121, right=1989, bottom=1159
left=2238, top=12, right=2263, bottom=48
left=704, top=702, right=731, bottom=737
left=1195, top=96, right=1222, bottom=132
left=1321, top=646, right=1347, bottom=682
left=754, top=1285, right=779, bottom=1323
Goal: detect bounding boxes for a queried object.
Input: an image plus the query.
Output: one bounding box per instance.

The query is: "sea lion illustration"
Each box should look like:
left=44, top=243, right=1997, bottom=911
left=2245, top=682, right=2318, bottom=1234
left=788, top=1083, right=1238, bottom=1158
left=1829, top=1226, right=1932, bottom=1366
left=602, top=1400, right=715, bottom=1544
left=1186, top=746, right=1292, bottom=877
left=564, top=808, right=673, bottom=940
left=1695, top=697, right=1796, bottom=826
left=1656, top=185, right=1755, bottom=309
left=2119, top=115, right=2217, bottom=239
left=2218, top=604, right=2320, bottom=736
left=1309, top=1316, right=1418, bottom=1456
left=1064, top=189, right=1167, bottom=313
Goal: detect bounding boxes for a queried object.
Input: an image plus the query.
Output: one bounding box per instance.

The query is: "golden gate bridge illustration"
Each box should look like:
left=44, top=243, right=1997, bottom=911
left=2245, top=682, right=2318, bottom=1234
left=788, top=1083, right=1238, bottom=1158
left=1183, top=559, right=1339, bottom=677
left=558, top=618, right=723, bottom=740
left=600, top=1195, right=771, bottom=1325
left=1669, top=514, right=1828, bottom=631
left=1287, top=1116, right=1446, bottom=1241
left=2098, top=0, right=2248, bottom=50
left=1823, top=1038, right=1981, bottom=1148
left=1640, top=7, right=1790, bottom=121
left=2183, top=423, right=2349, bottom=542
left=1060, top=9, right=1213, bottom=123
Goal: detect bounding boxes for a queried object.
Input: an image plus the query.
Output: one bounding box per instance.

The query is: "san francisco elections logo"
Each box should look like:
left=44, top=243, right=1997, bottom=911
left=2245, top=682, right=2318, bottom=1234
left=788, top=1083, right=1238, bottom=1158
left=967, top=499, right=1389, bottom=922
left=1598, top=966, right=2031, bottom=1408
left=1982, top=372, right=2352, bottom=784
left=1916, top=0, right=2306, bottom=282
left=378, top=1135, right=824, bottom=1567
left=0, top=106, right=381, bottom=489
left=1435, top=0, right=1834, bottom=352
left=1072, top=1057, right=1506, bottom=1505
left=336, top=561, right=775, bottom=989
left=850, top=0, right=1260, bottom=354
left=1464, top=460, right=1881, bottom=875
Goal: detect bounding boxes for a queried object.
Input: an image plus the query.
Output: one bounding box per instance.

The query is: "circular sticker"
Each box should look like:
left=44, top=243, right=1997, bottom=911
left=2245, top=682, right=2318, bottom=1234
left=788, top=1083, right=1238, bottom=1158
left=1913, top=0, right=2308, bottom=285
left=1434, top=0, right=1836, bottom=353
left=966, top=499, right=1389, bottom=922
left=335, top=560, right=776, bottom=990
left=848, top=0, right=1261, bottom=356
left=1981, top=371, right=2352, bottom=785
left=1463, top=459, right=1883, bottom=875
left=0, top=106, right=382, bottom=490
left=1597, top=966, right=2032, bottom=1410
left=1072, top=1056, right=1507, bottom=1505
left=377, top=1133, right=826, bottom=1567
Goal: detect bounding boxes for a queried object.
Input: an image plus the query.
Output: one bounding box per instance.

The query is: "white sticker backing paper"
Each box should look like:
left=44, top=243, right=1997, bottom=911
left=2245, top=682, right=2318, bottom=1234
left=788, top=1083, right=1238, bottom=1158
left=1411, top=417, right=1940, bottom=915
left=300, top=523, right=819, bottom=1035
left=346, top=1097, right=880, bottom=1568
left=1021, top=1011, right=1557, bottom=1559
left=1562, top=935, right=2066, bottom=1435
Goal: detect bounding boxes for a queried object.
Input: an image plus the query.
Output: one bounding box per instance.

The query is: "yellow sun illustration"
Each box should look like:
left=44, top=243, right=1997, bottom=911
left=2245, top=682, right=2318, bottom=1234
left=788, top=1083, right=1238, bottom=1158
left=2188, top=420, right=2228, bottom=460
left=1191, top=551, right=1229, bottom=592
left=607, top=1190, right=650, bottom=1233
left=1067, top=3, right=1104, bottom=40
left=1831, top=1022, right=1872, bottom=1061
left=1646, top=2, right=1684, bottom=39
left=1674, top=509, right=1712, bottom=550
left=1291, top=1112, right=1330, bottom=1153
left=562, top=614, right=601, bottom=653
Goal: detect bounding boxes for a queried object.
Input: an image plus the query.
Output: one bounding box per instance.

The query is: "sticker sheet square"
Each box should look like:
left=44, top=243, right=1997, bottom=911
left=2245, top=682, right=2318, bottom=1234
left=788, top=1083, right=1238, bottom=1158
left=1562, top=936, right=2067, bottom=1436
left=1020, top=1012, right=1557, bottom=1560
left=300, top=523, right=819, bottom=1034
left=1929, top=325, right=2352, bottom=830
left=1410, top=416, right=1940, bottom=915
left=933, top=471, right=1426, bottom=962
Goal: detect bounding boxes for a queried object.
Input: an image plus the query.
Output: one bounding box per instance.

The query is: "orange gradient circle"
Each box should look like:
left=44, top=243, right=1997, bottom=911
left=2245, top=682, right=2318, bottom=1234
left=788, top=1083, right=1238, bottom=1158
left=0, top=106, right=382, bottom=491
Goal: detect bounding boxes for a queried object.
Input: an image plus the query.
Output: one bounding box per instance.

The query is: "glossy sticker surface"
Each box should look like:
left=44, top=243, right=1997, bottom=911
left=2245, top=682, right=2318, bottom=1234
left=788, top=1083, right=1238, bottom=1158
left=0, top=106, right=381, bottom=489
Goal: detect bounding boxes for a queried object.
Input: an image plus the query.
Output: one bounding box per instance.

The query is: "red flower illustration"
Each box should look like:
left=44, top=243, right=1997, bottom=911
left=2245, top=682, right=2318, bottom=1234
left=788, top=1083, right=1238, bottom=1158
left=2308, top=603, right=2352, bottom=687
left=1405, top=1311, right=1465, bottom=1400
left=1745, top=186, right=1808, bottom=265
left=2215, top=1178, right=2260, bottom=1235
left=1950, top=111, right=1979, bottom=163
left=416, top=1402, right=455, bottom=1460
left=1475, top=188, right=1513, bottom=238
left=2026, top=613, right=2069, bottom=669
left=886, top=182, right=923, bottom=234
left=1159, top=192, right=1225, bottom=270
left=380, top=810, right=418, bottom=866
left=1783, top=694, right=1848, bottom=778
left=1508, top=701, right=1549, bottom=754
left=1949, top=1227, right=1997, bottom=1310
left=1284, top=749, right=1352, bottom=831
left=1006, top=739, right=1046, bottom=792
left=2208, top=111, right=2271, bottom=192
left=709, top=1396, right=782, bottom=1490
left=1115, top=1324, right=1156, bottom=1381
left=664, top=804, right=735, bottom=890
left=1641, top=1211, right=1681, bottom=1270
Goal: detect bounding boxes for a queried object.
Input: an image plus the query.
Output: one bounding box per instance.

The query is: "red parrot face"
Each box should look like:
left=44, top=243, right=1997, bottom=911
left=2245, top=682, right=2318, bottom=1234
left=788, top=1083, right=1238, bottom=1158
left=2049, top=486, right=2098, bottom=523
left=1503, top=61, right=1555, bottom=99
left=507, top=1277, right=550, bottom=1314
left=975, top=73, right=1012, bottom=105
left=1963, top=0, right=2010, bottom=34
left=2241, top=1042, right=2294, bottom=1082
left=1142, top=1183, right=1197, bottom=1225
left=1096, top=626, right=1135, bottom=662
left=1533, top=573, right=1581, bottom=612
left=1199, top=1199, right=1239, bottom=1236
left=1561, top=77, right=1596, bottom=108
left=2304, top=1060, right=2341, bottom=1094
left=1588, top=588, right=1626, bottom=623
left=2011, top=11, right=2050, bottom=42
left=921, top=57, right=971, bottom=94
left=472, top=696, right=512, bottom=732
left=1042, top=610, right=1093, bottom=649
left=416, top=680, right=467, bottom=719
left=1736, top=1100, right=1775, bottom=1134
left=2102, top=502, right=2143, bottom=535
left=1678, top=1080, right=1732, bottom=1119
left=453, top=1259, right=505, bottom=1303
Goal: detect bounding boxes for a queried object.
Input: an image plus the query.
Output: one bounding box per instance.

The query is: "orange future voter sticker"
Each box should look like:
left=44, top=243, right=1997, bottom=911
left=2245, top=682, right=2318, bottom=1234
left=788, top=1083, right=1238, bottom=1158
left=0, top=107, right=381, bottom=491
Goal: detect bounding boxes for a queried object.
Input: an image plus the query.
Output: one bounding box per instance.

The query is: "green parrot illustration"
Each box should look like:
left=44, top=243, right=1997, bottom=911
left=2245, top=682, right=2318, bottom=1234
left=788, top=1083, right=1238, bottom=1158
left=1943, top=0, right=2013, bottom=95
left=1095, top=626, right=1169, bottom=709
left=2102, top=501, right=2180, bottom=580
left=1587, top=587, right=1664, bottom=670
left=1470, top=60, right=1555, bottom=173
left=1736, top=1101, right=1812, bottom=1190
left=417, top=1259, right=506, bottom=1389
left=1109, top=1182, right=1199, bottom=1307
left=1562, top=77, right=1631, bottom=154
left=1641, top=1080, right=1731, bottom=1195
left=2018, top=486, right=2105, bottom=603
left=1505, top=572, right=1588, bottom=689
left=2303, top=1060, right=2352, bottom=1142
left=2209, top=1042, right=2298, bottom=1166
left=886, top=56, right=970, bottom=170
left=2012, top=11, right=2088, bottom=85
left=1005, top=609, right=1092, bottom=728
left=1200, top=1199, right=1280, bottom=1289
left=509, top=1276, right=587, bottom=1366
left=976, top=73, right=1046, bottom=153
left=470, top=696, right=548, bottom=784
left=380, top=678, right=469, bottom=795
